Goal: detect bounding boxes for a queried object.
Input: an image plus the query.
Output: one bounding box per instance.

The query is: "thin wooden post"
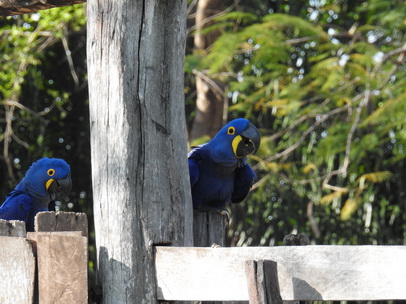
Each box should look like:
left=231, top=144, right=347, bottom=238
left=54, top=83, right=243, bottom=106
left=245, top=260, right=283, bottom=304
left=193, top=211, right=228, bottom=247
left=193, top=211, right=228, bottom=304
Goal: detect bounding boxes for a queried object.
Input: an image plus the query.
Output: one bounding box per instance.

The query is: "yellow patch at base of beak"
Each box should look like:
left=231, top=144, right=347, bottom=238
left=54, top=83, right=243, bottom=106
left=46, top=179, right=55, bottom=190
left=232, top=135, right=243, bottom=158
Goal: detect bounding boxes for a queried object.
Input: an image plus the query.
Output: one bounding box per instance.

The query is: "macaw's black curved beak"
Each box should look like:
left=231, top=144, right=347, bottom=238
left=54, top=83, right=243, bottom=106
left=234, top=123, right=261, bottom=158
left=46, top=174, right=72, bottom=201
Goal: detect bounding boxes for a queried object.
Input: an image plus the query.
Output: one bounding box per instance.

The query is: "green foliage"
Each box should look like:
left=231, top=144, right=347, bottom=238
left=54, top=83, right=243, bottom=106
left=192, top=0, right=406, bottom=245
left=0, top=4, right=93, bottom=274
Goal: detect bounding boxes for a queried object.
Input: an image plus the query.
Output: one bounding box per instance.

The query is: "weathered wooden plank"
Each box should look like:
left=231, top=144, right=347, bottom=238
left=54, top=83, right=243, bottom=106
left=0, top=236, right=35, bottom=304
left=35, top=211, right=88, bottom=236
left=155, top=246, right=406, bottom=301
left=27, top=231, right=83, bottom=254
left=0, top=0, right=85, bottom=16
left=0, top=219, right=26, bottom=237
left=245, top=260, right=282, bottom=304
left=34, top=233, right=88, bottom=303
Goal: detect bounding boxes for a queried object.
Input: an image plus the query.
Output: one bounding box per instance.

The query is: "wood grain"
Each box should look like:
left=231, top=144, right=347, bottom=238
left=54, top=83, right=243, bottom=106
left=35, top=234, right=88, bottom=303
left=87, top=0, right=192, bottom=302
left=0, top=237, right=35, bottom=303
left=155, top=246, right=406, bottom=301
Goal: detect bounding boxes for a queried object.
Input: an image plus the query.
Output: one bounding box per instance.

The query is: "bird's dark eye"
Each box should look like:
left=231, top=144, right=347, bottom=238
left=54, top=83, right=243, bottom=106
left=227, top=127, right=235, bottom=135
left=47, top=169, right=55, bottom=176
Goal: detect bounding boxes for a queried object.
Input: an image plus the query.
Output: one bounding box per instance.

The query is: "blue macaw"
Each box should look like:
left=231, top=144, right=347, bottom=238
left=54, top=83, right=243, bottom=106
left=0, top=157, right=72, bottom=231
left=188, top=118, right=260, bottom=211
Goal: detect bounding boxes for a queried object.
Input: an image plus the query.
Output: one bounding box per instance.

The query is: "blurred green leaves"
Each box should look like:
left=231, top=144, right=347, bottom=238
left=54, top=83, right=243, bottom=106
left=190, top=0, right=406, bottom=245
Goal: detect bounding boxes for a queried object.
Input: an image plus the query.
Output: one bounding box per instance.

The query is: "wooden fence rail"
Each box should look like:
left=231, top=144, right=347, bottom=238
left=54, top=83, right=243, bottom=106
left=2, top=213, right=406, bottom=303
left=155, top=246, right=406, bottom=302
left=0, top=212, right=88, bottom=304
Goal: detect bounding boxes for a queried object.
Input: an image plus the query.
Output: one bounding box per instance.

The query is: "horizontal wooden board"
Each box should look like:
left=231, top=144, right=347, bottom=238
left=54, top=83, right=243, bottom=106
left=155, top=246, right=406, bottom=301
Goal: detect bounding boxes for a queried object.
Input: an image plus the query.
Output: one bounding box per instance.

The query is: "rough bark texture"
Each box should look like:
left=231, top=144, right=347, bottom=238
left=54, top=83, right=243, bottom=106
left=87, top=0, right=193, bottom=303
left=190, top=0, right=226, bottom=142
left=0, top=0, right=85, bottom=16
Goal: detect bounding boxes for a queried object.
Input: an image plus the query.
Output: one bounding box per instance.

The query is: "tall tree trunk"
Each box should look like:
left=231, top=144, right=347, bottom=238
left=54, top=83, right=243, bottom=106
left=87, top=0, right=193, bottom=303
left=190, top=0, right=226, bottom=142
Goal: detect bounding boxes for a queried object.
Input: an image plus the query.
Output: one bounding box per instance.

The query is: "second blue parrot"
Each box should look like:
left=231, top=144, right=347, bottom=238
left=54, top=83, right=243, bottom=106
left=0, top=157, right=72, bottom=231
left=188, top=118, right=260, bottom=211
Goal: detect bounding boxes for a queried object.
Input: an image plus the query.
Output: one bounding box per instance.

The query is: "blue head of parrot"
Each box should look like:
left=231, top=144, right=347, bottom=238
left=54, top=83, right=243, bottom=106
left=16, top=157, right=72, bottom=205
left=207, top=118, right=261, bottom=165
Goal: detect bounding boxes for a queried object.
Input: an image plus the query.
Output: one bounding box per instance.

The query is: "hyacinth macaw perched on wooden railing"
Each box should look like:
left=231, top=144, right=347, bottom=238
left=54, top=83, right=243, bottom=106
left=0, top=157, right=72, bottom=231
left=188, top=118, right=261, bottom=212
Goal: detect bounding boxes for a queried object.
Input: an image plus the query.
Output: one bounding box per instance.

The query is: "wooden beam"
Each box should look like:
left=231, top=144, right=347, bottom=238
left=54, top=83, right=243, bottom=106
left=0, top=0, right=85, bottom=17
left=155, top=246, right=406, bottom=301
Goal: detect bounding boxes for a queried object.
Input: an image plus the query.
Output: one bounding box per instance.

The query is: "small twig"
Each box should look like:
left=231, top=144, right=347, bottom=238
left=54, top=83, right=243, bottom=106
left=323, top=90, right=370, bottom=189
left=268, top=98, right=331, bottom=141
left=187, top=2, right=236, bottom=35
left=259, top=103, right=351, bottom=165
left=186, top=0, right=198, bottom=16
left=307, top=201, right=321, bottom=238
left=382, top=43, right=406, bottom=62
left=193, top=69, right=225, bottom=102
left=285, top=36, right=318, bottom=45
left=11, top=134, right=30, bottom=149
left=3, top=100, right=51, bottom=118
left=61, top=34, right=80, bottom=90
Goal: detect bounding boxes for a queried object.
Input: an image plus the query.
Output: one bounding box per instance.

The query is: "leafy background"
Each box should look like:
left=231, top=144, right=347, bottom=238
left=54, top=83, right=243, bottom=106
left=0, top=0, right=405, bottom=294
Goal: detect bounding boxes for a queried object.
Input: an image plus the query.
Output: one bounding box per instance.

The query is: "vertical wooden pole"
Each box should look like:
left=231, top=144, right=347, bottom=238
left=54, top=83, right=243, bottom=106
left=87, top=0, right=193, bottom=302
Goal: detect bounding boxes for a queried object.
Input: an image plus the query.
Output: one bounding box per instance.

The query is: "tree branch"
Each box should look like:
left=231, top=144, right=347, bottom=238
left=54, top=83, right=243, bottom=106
left=0, top=0, right=85, bottom=17
left=259, top=103, right=351, bottom=164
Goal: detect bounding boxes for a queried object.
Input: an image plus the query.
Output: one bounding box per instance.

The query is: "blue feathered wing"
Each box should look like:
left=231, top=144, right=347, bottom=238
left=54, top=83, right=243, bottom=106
left=0, top=190, right=33, bottom=222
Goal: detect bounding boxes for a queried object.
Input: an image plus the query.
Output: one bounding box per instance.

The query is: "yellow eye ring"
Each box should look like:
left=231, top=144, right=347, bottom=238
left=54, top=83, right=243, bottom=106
left=47, top=169, right=55, bottom=176
left=227, top=126, right=236, bottom=135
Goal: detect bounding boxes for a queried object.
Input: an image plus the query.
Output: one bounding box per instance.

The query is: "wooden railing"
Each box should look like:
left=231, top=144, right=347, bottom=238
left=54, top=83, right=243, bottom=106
left=0, top=212, right=88, bottom=304
left=2, top=211, right=406, bottom=303
left=155, top=245, right=406, bottom=302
